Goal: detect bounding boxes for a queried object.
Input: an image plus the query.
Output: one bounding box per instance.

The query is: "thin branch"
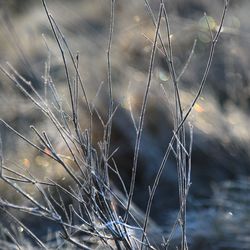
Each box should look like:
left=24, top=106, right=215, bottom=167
left=0, top=208, right=48, bottom=249
left=125, top=3, right=163, bottom=222
left=142, top=0, right=229, bottom=243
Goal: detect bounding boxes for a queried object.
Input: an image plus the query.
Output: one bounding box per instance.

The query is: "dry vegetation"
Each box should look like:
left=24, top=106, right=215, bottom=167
left=0, top=0, right=249, bottom=249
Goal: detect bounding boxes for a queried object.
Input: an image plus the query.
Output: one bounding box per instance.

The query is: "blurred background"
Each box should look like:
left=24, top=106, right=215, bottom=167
left=0, top=0, right=250, bottom=249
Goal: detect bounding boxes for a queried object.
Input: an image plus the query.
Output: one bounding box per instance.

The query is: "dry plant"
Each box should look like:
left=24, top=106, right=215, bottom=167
left=0, top=0, right=229, bottom=249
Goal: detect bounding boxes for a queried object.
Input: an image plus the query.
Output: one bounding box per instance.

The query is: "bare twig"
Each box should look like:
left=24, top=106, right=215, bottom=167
left=142, top=1, right=229, bottom=247
left=125, top=3, right=164, bottom=223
